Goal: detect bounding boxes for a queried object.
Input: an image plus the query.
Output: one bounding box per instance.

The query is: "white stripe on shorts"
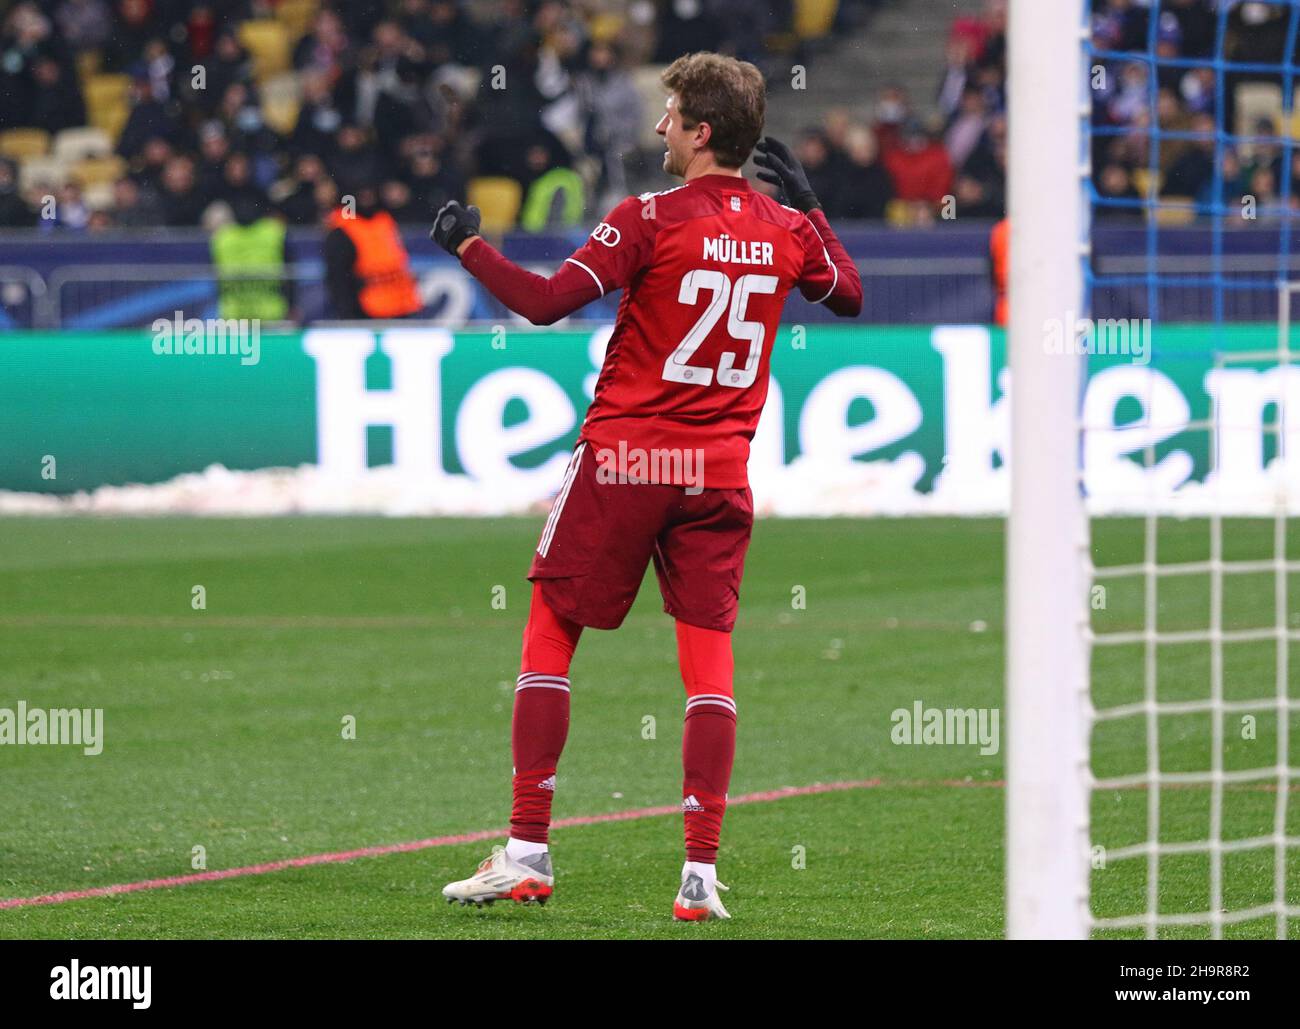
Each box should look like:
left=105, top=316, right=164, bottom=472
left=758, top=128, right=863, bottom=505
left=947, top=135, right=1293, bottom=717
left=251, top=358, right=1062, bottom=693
left=537, top=443, right=585, bottom=559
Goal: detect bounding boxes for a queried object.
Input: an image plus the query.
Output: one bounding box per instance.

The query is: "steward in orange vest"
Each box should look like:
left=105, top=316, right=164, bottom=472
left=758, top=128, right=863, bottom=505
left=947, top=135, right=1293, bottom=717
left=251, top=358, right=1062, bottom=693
left=990, top=216, right=1009, bottom=327
left=323, top=186, right=421, bottom=319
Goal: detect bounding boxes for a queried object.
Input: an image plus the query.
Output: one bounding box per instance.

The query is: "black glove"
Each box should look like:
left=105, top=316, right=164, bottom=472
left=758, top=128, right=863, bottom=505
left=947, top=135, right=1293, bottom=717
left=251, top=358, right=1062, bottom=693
left=430, top=200, right=482, bottom=255
left=753, top=136, right=820, bottom=213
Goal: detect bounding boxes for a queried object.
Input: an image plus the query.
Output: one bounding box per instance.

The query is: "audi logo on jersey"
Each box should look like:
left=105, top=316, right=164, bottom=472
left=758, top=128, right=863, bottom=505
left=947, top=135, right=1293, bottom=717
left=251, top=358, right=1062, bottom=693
left=590, top=222, right=621, bottom=246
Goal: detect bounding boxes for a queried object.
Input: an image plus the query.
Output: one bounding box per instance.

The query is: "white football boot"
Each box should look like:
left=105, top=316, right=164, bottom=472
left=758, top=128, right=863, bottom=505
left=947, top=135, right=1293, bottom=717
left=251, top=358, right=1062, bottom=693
left=441, top=845, right=553, bottom=907
left=672, top=872, right=731, bottom=921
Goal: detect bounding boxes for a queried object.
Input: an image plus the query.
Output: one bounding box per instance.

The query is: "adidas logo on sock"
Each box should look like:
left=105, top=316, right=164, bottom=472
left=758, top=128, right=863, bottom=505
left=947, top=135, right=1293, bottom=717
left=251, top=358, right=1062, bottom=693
left=538, top=775, right=556, bottom=791
left=682, top=794, right=704, bottom=812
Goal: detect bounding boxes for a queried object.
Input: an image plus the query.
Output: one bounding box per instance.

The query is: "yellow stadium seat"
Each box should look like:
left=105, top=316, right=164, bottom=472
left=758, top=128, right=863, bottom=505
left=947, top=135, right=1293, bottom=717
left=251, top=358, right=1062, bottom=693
left=53, top=126, right=112, bottom=164
left=81, top=181, right=116, bottom=211
left=276, top=0, right=320, bottom=40
left=83, top=73, right=132, bottom=141
left=885, top=198, right=914, bottom=227
left=587, top=13, right=625, bottom=43
left=260, top=72, right=302, bottom=136
left=0, top=128, right=50, bottom=159
left=84, top=73, right=130, bottom=112
left=468, top=177, right=523, bottom=233
left=71, top=155, right=127, bottom=187
left=794, top=0, right=838, bottom=39
left=1131, top=167, right=1163, bottom=198
left=239, top=20, right=292, bottom=83
left=1152, top=195, right=1197, bottom=226
left=90, top=103, right=129, bottom=142
left=764, top=31, right=799, bottom=55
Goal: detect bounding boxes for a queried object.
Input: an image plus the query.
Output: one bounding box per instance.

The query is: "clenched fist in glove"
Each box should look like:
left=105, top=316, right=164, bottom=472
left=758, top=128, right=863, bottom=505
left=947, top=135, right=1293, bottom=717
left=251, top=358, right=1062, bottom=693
left=753, top=136, right=820, bottom=213
left=431, top=200, right=482, bottom=256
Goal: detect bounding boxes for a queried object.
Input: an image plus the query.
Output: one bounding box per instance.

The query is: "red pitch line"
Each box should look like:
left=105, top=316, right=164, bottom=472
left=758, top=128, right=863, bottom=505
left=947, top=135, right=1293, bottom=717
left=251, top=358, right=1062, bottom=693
left=12, top=774, right=1286, bottom=911
left=0, top=779, right=883, bottom=911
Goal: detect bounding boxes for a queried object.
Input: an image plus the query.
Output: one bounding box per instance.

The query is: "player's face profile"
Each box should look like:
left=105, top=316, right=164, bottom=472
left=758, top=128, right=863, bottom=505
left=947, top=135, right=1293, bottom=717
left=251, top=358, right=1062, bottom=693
left=658, top=94, right=684, bottom=177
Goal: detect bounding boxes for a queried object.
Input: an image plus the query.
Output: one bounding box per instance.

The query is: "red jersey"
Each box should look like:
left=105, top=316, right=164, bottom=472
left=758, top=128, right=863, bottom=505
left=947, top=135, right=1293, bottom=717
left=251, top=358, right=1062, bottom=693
left=460, top=173, right=862, bottom=488
left=565, top=174, right=859, bottom=486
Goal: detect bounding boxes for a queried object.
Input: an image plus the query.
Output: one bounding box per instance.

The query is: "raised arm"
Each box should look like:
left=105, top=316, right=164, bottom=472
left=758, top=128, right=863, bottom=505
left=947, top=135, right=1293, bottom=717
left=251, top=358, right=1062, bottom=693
left=429, top=201, right=599, bottom=325
left=753, top=136, right=863, bottom=318
left=432, top=197, right=653, bottom=326
left=460, top=236, right=601, bottom=326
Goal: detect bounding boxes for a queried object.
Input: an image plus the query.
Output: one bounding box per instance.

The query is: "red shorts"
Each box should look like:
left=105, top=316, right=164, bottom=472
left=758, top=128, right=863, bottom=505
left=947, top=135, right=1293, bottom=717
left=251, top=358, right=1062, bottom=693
left=527, top=443, right=754, bottom=632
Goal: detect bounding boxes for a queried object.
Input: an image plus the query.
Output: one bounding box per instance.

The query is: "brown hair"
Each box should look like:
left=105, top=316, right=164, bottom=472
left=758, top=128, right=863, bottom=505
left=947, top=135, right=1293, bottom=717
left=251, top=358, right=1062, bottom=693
left=660, top=52, right=766, bottom=168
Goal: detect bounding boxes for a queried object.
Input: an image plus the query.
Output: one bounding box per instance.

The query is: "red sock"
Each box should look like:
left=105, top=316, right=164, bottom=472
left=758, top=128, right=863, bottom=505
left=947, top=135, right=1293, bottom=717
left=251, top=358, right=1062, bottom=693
left=511, top=582, right=582, bottom=844
left=676, top=620, right=737, bottom=864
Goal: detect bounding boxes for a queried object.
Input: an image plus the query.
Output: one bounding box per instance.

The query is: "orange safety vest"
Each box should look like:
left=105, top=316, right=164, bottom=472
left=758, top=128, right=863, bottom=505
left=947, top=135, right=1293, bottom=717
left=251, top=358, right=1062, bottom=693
left=327, top=208, right=421, bottom=318
left=990, top=217, right=1009, bottom=327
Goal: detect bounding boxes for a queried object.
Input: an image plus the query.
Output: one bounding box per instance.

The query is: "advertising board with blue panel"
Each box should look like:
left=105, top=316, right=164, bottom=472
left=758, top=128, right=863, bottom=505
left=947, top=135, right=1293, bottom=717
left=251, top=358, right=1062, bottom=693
left=4, top=224, right=1299, bottom=329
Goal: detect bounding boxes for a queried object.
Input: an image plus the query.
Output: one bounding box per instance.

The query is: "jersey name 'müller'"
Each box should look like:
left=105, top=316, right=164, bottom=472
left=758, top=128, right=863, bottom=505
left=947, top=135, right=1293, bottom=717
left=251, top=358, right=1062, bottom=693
left=701, top=235, right=775, bottom=266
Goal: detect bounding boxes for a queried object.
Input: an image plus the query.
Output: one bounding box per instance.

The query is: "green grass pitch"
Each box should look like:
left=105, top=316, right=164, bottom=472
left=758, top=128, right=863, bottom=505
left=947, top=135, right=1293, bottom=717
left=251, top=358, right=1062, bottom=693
left=0, top=516, right=1296, bottom=939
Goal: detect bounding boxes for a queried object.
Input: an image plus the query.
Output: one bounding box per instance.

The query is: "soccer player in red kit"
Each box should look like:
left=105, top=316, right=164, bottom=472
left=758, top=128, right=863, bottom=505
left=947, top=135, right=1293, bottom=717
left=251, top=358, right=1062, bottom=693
left=434, top=52, right=861, bottom=920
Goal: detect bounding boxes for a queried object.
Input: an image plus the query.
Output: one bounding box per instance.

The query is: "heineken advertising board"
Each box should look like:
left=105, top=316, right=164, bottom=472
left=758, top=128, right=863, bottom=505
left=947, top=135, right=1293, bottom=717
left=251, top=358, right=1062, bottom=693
left=0, top=323, right=1293, bottom=515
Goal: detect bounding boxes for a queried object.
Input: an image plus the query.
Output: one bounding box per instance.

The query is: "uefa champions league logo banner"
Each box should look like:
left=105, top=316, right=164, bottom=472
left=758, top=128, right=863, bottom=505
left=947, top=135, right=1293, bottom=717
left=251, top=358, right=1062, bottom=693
left=0, top=323, right=1294, bottom=516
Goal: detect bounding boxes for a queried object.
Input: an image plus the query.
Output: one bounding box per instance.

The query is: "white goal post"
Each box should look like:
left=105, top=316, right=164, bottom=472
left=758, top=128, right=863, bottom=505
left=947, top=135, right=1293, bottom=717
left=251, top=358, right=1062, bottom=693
left=1004, top=0, right=1092, bottom=939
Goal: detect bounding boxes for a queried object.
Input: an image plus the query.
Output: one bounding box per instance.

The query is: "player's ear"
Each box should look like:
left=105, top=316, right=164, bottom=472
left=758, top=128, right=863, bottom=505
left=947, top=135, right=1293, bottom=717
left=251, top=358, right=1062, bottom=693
left=693, top=119, right=713, bottom=153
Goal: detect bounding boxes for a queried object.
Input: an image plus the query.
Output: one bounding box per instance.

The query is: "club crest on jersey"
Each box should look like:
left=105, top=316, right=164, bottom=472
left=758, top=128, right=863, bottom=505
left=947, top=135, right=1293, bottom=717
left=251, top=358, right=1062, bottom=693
left=591, top=222, right=621, bottom=247
left=730, top=195, right=741, bottom=212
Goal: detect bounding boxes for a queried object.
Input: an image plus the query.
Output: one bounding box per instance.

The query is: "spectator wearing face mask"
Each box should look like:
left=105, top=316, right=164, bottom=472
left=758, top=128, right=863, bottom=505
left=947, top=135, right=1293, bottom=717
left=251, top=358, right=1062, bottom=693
left=872, top=85, right=912, bottom=156
left=882, top=118, right=953, bottom=214
left=193, top=120, right=228, bottom=189
left=290, top=71, right=344, bottom=160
